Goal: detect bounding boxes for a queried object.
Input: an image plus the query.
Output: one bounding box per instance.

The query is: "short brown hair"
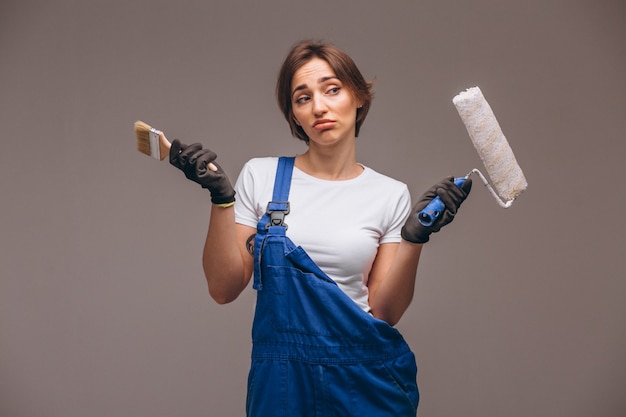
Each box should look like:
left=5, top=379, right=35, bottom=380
left=276, top=40, right=374, bottom=143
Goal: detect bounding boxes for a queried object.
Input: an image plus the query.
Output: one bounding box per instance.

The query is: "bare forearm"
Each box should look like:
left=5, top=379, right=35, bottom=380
left=202, top=206, right=250, bottom=304
left=369, top=241, right=423, bottom=326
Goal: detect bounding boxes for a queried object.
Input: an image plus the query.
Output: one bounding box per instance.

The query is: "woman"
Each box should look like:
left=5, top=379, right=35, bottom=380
left=169, top=40, right=471, bottom=417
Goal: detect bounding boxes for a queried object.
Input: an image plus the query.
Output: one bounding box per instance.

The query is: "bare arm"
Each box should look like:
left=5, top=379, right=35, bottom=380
left=367, top=241, right=423, bottom=326
left=166, top=140, right=255, bottom=304
left=202, top=205, right=255, bottom=304
left=369, top=176, right=472, bottom=324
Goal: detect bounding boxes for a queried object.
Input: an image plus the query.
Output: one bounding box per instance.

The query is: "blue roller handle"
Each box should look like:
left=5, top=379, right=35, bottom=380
left=417, top=177, right=467, bottom=227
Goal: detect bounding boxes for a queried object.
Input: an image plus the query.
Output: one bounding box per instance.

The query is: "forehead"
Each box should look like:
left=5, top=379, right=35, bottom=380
left=291, top=58, right=336, bottom=89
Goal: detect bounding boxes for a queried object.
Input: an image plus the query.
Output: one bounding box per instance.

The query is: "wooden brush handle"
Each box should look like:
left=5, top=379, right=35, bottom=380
left=160, top=132, right=217, bottom=171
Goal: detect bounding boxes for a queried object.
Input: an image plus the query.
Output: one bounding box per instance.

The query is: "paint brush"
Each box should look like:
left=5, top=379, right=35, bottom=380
left=134, top=120, right=217, bottom=171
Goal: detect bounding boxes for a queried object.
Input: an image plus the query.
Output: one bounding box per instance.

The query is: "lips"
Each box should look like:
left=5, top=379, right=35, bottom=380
left=312, top=119, right=336, bottom=130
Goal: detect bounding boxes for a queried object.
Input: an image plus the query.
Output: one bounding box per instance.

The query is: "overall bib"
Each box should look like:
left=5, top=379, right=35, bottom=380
left=247, top=157, right=419, bottom=417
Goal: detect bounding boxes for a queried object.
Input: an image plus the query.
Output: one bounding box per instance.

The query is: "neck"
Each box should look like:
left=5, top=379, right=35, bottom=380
left=296, top=141, right=362, bottom=180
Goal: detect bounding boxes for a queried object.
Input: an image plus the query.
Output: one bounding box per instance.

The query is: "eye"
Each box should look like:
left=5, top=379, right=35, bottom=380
left=295, top=95, right=310, bottom=104
left=327, top=86, right=340, bottom=95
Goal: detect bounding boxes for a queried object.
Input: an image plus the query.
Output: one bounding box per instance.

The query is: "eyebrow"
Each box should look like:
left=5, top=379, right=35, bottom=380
left=291, top=76, right=340, bottom=99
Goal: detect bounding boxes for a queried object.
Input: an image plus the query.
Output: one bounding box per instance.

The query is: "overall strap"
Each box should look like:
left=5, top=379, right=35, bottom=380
left=265, top=156, right=295, bottom=230
left=272, top=157, right=295, bottom=201
left=253, top=156, right=295, bottom=290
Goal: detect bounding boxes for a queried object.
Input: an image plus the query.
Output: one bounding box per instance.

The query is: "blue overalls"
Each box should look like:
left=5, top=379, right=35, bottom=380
left=247, top=157, right=419, bottom=417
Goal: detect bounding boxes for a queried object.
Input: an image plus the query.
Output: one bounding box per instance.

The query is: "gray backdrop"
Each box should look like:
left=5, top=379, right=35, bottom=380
left=1, top=1, right=624, bottom=416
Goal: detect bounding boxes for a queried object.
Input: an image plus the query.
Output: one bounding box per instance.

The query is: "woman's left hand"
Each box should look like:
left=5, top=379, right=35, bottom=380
left=401, top=177, right=472, bottom=243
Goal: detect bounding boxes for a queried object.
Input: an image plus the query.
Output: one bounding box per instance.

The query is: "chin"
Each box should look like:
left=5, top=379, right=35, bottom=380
left=310, top=131, right=352, bottom=145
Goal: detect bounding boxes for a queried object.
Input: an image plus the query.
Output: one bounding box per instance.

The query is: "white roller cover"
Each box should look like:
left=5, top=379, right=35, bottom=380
left=453, top=87, right=528, bottom=202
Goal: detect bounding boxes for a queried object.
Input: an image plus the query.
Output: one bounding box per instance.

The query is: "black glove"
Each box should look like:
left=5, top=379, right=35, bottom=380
left=169, top=139, right=236, bottom=205
left=401, top=177, right=472, bottom=243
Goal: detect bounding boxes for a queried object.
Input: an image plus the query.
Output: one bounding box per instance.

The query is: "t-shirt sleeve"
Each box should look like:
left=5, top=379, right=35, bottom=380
left=234, top=160, right=261, bottom=228
left=379, top=184, right=412, bottom=244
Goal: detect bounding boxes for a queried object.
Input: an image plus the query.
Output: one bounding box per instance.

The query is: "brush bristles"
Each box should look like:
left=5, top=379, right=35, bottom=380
left=136, top=138, right=152, bottom=156
left=134, top=120, right=159, bottom=158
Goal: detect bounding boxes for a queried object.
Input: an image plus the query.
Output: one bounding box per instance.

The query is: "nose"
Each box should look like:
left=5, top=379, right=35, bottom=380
left=312, top=94, right=328, bottom=116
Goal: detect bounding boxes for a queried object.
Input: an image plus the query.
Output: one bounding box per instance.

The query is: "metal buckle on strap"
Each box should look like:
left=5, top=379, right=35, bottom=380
left=265, top=201, right=290, bottom=229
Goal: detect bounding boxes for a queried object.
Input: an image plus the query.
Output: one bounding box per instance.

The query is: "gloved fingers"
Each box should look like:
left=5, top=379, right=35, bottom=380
left=195, top=151, right=220, bottom=177
left=178, top=143, right=203, bottom=165
left=440, top=177, right=465, bottom=198
left=436, top=186, right=462, bottom=214
left=199, top=163, right=226, bottom=185
left=169, top=139, right=187, bottom=167
left=436, top=177, right=472, bottom=213
left=188, top=148, right=215, bottom=166
left=170, top=138, right=185, bottom=154
left=461, top=177, right=472, bottom=195
left=412, top=184, right=439, bottom=212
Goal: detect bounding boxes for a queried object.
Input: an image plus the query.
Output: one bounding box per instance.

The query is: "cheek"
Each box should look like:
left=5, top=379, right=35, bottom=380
left=338, top=95, right=359, bottom=117
left=339, top=103, right=358, bottom=120
left=292, top=110, right=304, bottom=125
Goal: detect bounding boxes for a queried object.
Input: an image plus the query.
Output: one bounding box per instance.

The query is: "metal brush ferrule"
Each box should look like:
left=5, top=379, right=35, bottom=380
left=149, top=127, right=162, bottom=160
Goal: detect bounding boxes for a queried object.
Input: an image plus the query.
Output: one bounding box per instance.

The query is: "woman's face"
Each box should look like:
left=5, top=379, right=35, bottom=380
left=290, top=58, right=360, bottom=147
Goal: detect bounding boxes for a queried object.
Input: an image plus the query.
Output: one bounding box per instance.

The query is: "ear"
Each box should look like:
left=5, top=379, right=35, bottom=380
left=293, top=117, right=301, bottom=126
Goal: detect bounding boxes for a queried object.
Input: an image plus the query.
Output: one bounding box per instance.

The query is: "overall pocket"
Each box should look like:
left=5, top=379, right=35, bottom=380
left=265, top=264, right=370, bottom=338
left=380, top=351, right=419, bottom=412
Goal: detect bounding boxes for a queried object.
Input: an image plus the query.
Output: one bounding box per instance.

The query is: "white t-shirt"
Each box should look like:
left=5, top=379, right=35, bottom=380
left=234, top=157, right=412, bottom=312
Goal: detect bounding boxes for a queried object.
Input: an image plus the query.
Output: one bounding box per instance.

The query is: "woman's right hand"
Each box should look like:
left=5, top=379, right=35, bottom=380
left=169, top=139, right=236, bottom=205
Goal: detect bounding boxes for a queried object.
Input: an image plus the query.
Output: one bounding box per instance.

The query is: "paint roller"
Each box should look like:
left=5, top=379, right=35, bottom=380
left=418, top=86, right=528, bottom=226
